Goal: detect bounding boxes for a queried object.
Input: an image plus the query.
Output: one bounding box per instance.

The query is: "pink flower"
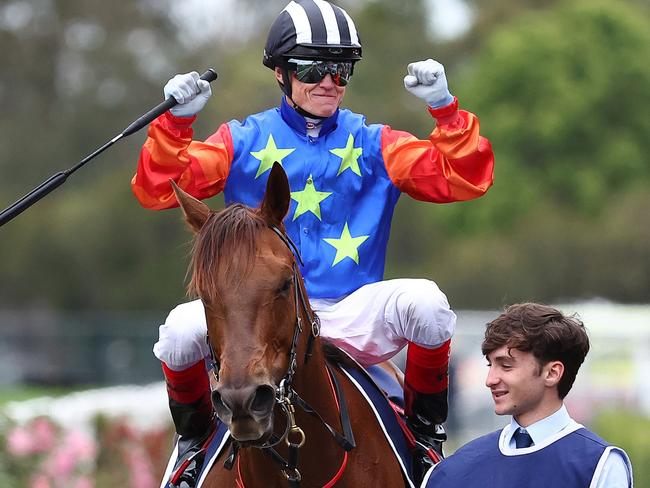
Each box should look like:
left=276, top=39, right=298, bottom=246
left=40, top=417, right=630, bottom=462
left=64, top=430, right=98, bottom=463
left=41, top=430, right=98, bottom=480
left=44, top=446, right=77, bottom=479
left=29, top=474, right=51, bottom=488
left=6, top=426, right=36, bottom=456
left=73, top=476, right=95, bottom=488
left=30, top=417, right=57, bottom=453
left=127, top=448, right=157, bottom=488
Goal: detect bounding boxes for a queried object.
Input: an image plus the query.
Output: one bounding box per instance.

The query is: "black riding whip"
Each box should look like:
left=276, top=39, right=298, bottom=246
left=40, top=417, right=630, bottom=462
left=0, top=69, right=218, bottom=228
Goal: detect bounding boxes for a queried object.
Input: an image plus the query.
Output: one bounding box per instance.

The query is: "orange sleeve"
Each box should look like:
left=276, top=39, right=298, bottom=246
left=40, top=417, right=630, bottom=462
left=381, top=98, right=494, bottom=203
left=131, top=112, right=234, bottom=210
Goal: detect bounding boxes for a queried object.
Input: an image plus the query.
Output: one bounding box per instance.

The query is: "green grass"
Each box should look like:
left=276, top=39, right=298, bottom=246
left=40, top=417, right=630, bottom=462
left=0, top=386, right=80, bottom=406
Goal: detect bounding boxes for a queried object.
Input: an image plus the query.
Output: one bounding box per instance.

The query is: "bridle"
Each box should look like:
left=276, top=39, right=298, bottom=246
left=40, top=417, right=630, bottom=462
left=205, top=225, right=355, bottom=487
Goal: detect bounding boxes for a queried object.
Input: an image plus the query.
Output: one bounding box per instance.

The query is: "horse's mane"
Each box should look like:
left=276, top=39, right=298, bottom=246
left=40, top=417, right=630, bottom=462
left=188, top=203, right=266, bottom=302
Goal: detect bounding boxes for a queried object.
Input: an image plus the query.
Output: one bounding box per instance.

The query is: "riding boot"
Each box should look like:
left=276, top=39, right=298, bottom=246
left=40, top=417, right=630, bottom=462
left=404, top=340, right=451, bottom=481
left=163, top=361, right=215, bottom=488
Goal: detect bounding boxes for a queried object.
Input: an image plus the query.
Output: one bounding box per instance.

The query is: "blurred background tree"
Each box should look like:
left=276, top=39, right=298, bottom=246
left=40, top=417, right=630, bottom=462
left=0, top=0, right=648, bottom=310
left=387, top=0, right=650, bottom=307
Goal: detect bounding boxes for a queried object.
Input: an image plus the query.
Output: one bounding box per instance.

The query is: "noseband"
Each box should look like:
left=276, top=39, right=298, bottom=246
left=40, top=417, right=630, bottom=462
left=205, top=225, right=355, bottom=487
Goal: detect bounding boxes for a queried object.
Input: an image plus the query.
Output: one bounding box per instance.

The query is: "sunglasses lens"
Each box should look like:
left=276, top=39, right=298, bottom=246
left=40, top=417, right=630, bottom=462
left=290, top=60, right=352, bottom=86
left=294, top=63, right=322, bottom=83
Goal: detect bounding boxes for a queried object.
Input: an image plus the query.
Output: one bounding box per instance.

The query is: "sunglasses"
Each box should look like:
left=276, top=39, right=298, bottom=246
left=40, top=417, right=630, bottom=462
left=288, top=59, right=353, bottom=87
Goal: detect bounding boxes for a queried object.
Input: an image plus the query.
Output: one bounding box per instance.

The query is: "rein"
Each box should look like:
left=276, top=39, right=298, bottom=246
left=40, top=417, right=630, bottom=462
left=205, top=225, right=355, bottom=487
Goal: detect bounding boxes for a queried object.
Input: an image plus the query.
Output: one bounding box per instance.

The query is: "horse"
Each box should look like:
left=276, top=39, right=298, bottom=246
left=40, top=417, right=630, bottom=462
left=170, top=163, right=408, bottom=487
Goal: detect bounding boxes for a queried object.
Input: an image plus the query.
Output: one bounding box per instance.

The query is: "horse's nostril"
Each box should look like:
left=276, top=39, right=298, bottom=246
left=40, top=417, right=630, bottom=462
left=250, top=384, right=275, bottom=414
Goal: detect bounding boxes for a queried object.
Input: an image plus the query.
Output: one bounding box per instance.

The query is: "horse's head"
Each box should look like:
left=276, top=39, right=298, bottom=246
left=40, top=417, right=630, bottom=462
left=172, top=164, right=302, bottom=445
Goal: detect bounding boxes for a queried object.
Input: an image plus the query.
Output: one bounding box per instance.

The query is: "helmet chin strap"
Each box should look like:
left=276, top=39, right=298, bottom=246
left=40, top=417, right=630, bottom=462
left=280, top=68, right=328, bottom=120
left=290, top=98, right=328, bottom=120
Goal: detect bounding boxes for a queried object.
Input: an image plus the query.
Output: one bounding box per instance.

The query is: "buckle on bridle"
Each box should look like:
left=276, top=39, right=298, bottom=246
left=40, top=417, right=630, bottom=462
left=277, top=378, right=290, bottom=403
left=311, top=316, right=320, bottom=337
left=282, top=466, right=302, bottom=482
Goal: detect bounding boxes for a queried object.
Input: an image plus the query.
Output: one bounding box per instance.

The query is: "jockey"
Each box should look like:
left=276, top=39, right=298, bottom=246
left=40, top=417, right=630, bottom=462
left=132, top=1, right=494, bottom=485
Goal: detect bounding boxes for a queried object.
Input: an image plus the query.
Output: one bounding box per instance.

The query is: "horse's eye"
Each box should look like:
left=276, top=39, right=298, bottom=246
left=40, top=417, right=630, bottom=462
left=278, top=278, right=292, bottom=294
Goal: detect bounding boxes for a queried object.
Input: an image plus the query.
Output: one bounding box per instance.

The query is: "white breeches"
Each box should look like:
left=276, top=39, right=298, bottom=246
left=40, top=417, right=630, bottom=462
left=153, top=278, right=456, bottom=370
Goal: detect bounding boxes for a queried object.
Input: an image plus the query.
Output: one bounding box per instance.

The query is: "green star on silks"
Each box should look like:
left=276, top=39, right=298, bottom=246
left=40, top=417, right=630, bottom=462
left=290, top=175, right=332, bottom=221
left=330, top=134, right=363, bottom=177
left=323, top=222, right=369, bottom=266
left=250, top=134, right=296, bottom=178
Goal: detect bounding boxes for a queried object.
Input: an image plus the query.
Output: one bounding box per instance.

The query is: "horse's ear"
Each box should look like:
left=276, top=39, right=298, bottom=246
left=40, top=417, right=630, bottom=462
left=170, top=179, right=211, bottom=233
left=260, top=163, right=290, bottom=227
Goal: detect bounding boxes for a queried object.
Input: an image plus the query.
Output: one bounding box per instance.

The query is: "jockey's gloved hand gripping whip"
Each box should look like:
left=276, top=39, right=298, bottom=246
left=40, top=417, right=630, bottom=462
left=164, top=71, right=213, bottom=118
left=0, top=69, right=218, bottom=228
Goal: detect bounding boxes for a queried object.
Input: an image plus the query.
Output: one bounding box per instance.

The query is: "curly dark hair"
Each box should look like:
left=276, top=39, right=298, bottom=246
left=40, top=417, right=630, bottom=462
left=481, top=303, right=590, bottom=399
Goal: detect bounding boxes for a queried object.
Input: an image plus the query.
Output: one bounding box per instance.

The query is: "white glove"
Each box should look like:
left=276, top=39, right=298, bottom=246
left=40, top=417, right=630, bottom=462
left=163, top=71, right=212, bottom=117
left=404, top=59, right=454, bottom=108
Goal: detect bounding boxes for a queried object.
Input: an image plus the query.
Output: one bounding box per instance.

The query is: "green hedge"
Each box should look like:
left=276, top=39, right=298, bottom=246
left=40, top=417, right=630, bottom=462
left=591, top=410, right=650, bottom=485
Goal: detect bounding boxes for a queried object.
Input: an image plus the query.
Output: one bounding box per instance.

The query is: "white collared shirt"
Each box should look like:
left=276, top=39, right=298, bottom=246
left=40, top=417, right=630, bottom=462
left=499, top=405, right=633, bottom=487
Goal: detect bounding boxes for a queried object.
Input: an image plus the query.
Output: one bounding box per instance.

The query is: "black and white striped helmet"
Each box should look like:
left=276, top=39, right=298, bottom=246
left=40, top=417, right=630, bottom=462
left=263, top=0, right=362, bottom=70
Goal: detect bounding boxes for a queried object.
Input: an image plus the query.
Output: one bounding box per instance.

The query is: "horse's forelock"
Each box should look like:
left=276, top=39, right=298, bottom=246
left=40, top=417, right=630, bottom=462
left=188, top=204, right=266, bottom=302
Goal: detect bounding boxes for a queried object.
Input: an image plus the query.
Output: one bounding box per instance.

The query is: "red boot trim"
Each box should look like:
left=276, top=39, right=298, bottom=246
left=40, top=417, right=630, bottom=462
left=162, top=360, right=210, bottom=404
left=404, top=340, right=451, bottom=394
